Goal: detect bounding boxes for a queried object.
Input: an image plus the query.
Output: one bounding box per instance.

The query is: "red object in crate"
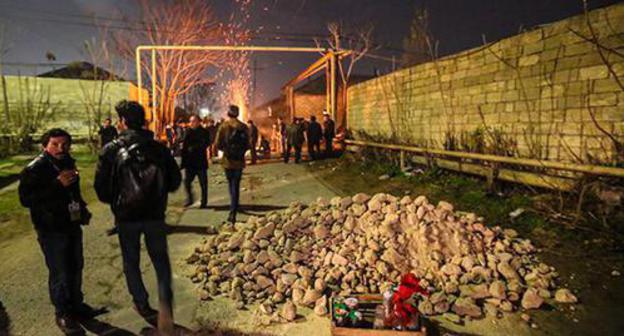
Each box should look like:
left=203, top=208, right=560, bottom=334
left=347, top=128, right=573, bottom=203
left=390, top=273, right=429, bottom=328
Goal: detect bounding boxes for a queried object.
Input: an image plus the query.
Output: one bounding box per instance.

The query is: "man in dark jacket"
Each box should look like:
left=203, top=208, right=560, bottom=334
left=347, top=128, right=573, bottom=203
left=19, top=128, right=93, bottom=334
left=306, top=115, right=322, bottom=160
left=284, top=117, right=305, bottom=164
left=277, top=117, right=287, bottom=156
left=215, top=105, right=249, bottom=223
left=98, top=118, right=118, bottom=147
left=94, top=100, right=181, bottom=335
left=322, top=111, right=335, bottom=157
left=248, top=119, right=259, bottom=165
left=181, top=114, right=210, bottom=208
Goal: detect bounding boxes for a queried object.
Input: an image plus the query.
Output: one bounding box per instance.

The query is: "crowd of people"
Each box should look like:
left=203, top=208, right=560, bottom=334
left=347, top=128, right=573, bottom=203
left=18, top=99, right=343, bottom=335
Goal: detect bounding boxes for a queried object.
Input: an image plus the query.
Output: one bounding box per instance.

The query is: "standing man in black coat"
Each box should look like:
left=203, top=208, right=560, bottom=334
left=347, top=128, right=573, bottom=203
left=306, top=115, right=322, bottom=160
left=322, top=111, right=335, bottom=158
left=181, top=114, right=211, bottom=208
left=248, top=119, right=259, bottom=165
left=98, top=118, right=118, bottom=147
left=94, top=100, right=181, bottom=335
left=19, top=128, right=93, bottom=334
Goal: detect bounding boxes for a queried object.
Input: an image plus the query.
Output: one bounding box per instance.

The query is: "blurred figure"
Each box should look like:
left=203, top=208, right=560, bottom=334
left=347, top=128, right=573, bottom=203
left=98, top=118, right=118, bottom=147
left=270, top=123, right=282, bottom=154
left=284, top=117, right=305, bottom=164
left=248, top=120, right=259, bottom=165
left=181, top=114, right=210, bottom=208
left=322, top=111, right=335, bottom=158
left=306, top=115, right=322, bottom=160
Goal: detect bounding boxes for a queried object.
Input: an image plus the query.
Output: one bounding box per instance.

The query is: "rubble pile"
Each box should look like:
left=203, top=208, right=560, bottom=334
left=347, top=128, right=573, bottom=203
left=187, top=193, right=577, bottom=324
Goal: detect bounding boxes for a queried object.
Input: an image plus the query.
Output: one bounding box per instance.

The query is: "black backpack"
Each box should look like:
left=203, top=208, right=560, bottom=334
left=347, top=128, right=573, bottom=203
left=225, top=127, right=249, bottom=161
left=113, top=140, right=165, bottom=219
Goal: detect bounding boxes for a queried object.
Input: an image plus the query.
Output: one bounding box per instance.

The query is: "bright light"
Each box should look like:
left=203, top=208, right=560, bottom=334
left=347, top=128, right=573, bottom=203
left=199, top=108, right=210, bottom=117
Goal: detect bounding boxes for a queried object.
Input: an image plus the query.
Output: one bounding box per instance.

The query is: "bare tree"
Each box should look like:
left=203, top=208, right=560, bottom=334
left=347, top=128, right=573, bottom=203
left=113, top=0, right=227, bottom=135
left=401, top=6, right=432, bottom=68
left=0, top=24, right=11, bottom=132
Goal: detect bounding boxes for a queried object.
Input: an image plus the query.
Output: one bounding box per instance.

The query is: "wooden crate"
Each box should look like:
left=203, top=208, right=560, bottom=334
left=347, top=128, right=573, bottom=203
left=330, top=294, right=427, bottom=336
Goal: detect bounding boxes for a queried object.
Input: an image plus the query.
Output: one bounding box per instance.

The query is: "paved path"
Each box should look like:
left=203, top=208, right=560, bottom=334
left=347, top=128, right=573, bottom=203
left=0, top=161, right=339, bottom=336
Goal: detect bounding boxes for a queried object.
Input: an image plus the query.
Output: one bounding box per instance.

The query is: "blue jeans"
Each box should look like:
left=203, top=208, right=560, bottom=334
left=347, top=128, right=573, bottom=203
left=225, top=169, right=243, bottom=214
left=117, top=220, right=172, bottom=311
left=37, top=229, right=84, bottom=316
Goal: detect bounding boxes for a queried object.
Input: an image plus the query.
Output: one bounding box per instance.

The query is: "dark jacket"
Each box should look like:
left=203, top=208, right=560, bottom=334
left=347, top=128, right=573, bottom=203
left=215, top=118, right=249, bottom=170
left=181, top=126, right=210, bottom=170
left=99, top=126, right=118, bottom=146
left=306, top=120, right=322, bottom=143
left=94, top=128, right=181, bottom=222
left=19, top=152, right=89, bottom=233
left=286, top=123, right=305, bottom=146
left=323, top=118, right=335, bottom=139
left=249, top=124, right=259, bottom=148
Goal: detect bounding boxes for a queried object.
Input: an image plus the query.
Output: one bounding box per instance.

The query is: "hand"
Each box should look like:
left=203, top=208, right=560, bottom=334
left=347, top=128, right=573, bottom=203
left=57, top=169, right=78, bottom=187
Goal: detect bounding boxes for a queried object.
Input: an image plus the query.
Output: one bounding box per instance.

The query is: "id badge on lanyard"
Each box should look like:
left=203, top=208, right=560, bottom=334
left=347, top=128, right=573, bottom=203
left=68, top=200, right=81, bottom=222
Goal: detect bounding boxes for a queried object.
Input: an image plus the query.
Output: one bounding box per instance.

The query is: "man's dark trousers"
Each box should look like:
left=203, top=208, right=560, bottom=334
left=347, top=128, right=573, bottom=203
left=308, top=141, right=320, bottom=160
left=37, top=229, right=84, bottom=317
left=284, top=143, right=302, bottom=163
left=117, top=220, right=173, bottom=311
left=225, top=169, right=243, bottom=215
left=324, top=136, right=333, bottom=157
left=184, top=168, right=207, bottom=207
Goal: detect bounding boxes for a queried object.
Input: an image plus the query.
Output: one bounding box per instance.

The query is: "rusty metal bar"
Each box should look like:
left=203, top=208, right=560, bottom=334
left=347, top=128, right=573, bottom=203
left=345, top=139, right=624, bottom=178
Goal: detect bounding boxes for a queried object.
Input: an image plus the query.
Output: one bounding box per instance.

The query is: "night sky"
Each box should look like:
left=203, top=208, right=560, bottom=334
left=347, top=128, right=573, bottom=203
left=0, top=0, right=621, bottom=107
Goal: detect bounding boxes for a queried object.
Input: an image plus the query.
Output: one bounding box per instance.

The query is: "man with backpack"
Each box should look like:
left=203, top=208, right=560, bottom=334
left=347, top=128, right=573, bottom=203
left=215, top=105, right=249, bottom=224
left=94, top=100, right=181, bottom=335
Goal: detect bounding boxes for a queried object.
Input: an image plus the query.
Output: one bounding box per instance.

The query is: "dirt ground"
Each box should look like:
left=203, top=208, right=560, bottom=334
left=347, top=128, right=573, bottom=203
left=1, top=157, right=623, bottom=336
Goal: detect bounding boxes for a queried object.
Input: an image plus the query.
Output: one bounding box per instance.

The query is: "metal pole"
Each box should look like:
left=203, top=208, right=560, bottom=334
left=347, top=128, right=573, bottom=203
left=135, top=47, right=142, bottom=106
left=151, top=49, right=157, bottom=130
left=330, top=52, right=337, bottom=120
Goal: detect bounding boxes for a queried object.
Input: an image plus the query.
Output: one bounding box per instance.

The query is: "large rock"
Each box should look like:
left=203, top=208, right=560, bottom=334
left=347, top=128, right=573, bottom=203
left=452, top=298, right=482, bottom=318
left=281, top=300, right=297, bottom=321
left=489, top=280, right=507, bottom=300
left=521, top=288, right=544, bottom=310
left=313, top=297, right=328, bottom=317
left=253, top=223, right=276, bottom=241
left=302, top=288, right=323, bottom=306
left=352, top=193, right=371, bottom=204
left=332, top=254, right=349, bottom=266
left=554, top=289, right=578, bottom=303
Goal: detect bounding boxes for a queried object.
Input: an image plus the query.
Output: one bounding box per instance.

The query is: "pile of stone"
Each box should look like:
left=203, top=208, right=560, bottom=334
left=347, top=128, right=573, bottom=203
left=187, top=193, right=577, bottom=324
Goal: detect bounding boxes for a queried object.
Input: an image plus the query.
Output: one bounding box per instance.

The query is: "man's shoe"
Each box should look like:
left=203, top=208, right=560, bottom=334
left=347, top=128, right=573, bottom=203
left=199, top=204, right=208, bottom=209
left=55, top=315, right=83, bottom=334
left=134, top=303, right=158, bottom=318
left=106, top=226, right=118, bottom=236
left=72, top=303, right=98, bottom=320
left=183, top=201, right=193, bottom=208
left=227, top=211, right=236, bottom=223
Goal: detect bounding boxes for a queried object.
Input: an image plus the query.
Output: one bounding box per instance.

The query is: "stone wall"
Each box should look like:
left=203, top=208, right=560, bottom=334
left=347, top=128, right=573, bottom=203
left=347, top=3, right=624, bottom=163
left=0, top=76, right=134, bottom=136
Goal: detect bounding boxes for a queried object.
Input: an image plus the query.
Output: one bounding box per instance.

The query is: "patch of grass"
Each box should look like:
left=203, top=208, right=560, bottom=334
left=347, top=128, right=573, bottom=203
left=0, top=149, right=98, bottom=245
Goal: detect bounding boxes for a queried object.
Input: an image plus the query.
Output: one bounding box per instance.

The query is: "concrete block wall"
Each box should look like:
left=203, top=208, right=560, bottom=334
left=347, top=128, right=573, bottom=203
left=0, top=76, right=133, bottom=136
left=347, top=3, right=624, bottom=163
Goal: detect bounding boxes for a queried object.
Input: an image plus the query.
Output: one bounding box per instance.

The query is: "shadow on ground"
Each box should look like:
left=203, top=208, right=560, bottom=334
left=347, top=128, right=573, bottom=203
left=206, top=204, right=288, bottom=213
left=0, top=300, right=10, bottom=335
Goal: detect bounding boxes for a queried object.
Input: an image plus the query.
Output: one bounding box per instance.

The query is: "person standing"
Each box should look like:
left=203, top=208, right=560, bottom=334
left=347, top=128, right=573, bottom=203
left=181, top=114, right=211, bottom=208
left=277, top=117, right=287, bottom=157
left=284, top=117, right=304, bottom=164
left=248, top=120, right=259, bottom=165
left=270, top=123, right=281, bottom=155
left=215, top=105, right=249, bottom=224
left=205, top=118, right=218, bottom=161
left=94, top=100, right=181, bottom=335
left=19, top=128, right=93, bottom=334
left=322, top=111, right=335, bottom=158
left=98, top=118, right=118, bottom=147
left=306, top=115, right=322, bottom=161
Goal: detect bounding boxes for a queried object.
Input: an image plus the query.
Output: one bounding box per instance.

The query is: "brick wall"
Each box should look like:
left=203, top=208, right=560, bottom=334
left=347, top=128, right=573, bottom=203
left=347, top=3, right=624, bottom=163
